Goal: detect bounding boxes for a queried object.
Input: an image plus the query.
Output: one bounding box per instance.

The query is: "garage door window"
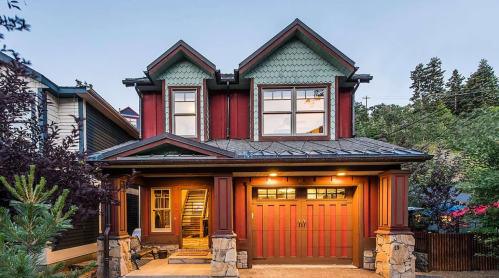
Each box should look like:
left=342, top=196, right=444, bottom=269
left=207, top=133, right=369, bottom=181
left=307, top=188, right=345, bottom=199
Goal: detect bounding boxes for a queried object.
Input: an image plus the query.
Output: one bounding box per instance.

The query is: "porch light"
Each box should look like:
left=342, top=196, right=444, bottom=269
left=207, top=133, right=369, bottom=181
left=337, top=172, right=346, bottom=176
left=269, top=173, right=277, bottom=177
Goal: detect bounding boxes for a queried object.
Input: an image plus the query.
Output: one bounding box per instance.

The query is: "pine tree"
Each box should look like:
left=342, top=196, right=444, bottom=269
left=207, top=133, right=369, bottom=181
left=0, top=166, right=95, bottom=278
left=462, top=59, right=499, bottom=113
left=445, top=69, right=465, bottom=114
left=410, top=57, right=446, bottom=112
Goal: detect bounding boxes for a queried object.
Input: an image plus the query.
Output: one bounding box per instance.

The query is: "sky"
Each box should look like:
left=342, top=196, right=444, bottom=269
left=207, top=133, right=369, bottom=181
left=5, top=0, right=499, bottom=113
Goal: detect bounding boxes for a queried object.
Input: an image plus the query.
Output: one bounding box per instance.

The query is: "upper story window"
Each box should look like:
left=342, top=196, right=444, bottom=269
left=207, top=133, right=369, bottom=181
left=262, top=87, right=326, bottom=136
left=126, top=118, right=137, bottom=128
left=173, top=90, right=197, bottom=137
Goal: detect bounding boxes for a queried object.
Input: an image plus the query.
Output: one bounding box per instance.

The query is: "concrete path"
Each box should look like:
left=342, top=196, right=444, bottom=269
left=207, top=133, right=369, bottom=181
left=125, top=259, right=211, bottom=278
left=239, top=265, right=380, bottom=278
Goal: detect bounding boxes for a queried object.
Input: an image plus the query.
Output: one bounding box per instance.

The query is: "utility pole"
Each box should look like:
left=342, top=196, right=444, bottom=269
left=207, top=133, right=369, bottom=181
left=362, top=95, right=370, bottom=107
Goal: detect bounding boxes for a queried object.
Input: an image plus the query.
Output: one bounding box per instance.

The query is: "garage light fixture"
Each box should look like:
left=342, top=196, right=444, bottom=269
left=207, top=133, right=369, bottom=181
left=337, top=172, right=346, bottom=176
left=269, top=173, right=277, bottom=177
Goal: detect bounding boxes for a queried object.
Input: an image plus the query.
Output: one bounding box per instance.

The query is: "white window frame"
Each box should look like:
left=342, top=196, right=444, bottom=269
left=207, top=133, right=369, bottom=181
left=151, top=188, right=172, bottom=233
left=172, top=89, right=197, bottom=138
left=262, top=87, right=327, bottom=137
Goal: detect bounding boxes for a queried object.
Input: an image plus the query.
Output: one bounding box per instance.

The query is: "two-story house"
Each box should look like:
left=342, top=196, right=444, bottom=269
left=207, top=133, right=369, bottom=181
left=90, top=19, right=430, bottom=278
left=120, top=106, right=140, bottom=133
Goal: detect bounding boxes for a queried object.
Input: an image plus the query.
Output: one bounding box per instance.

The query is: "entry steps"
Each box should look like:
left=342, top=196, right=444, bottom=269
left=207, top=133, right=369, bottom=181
left=168, top=251, right=212, bottom=264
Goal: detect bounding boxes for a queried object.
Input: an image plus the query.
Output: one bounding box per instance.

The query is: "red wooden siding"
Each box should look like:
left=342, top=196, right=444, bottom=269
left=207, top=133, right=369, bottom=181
left=141, top=91, right=164, bottom=139
left=338, top=88, right=353, bottom=138
left=209, top=90, right=249, bottom=140
left=363, top=176, right=379, bottom=238
left=234, top=180, right=247, bottom=239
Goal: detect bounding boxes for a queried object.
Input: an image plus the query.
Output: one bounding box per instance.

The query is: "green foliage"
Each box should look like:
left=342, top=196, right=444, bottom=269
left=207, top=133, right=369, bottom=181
left=410, top=57, right=446, bottom=112
left=0, top=166, right=96, bottom=278
left=444, top=69, right=465, bottom=115
left=460, top=59, right=499, bottom=114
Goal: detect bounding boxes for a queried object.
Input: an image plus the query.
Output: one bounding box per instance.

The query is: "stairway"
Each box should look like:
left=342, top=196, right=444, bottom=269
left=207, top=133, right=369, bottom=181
left=182, top=190, right=208, bottom=238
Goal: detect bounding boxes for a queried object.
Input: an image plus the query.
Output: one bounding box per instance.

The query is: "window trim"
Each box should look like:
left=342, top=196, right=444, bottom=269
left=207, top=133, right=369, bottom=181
left=151, top=187, right=173, bottom=233
left=258, top=83, right=332, bottom=141
left=168, top=86, right=201, bottom=141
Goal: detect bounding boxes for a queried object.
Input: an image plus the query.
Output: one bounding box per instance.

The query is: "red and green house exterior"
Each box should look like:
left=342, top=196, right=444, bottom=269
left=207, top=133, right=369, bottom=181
left=91, top=19, right=430, bottom=277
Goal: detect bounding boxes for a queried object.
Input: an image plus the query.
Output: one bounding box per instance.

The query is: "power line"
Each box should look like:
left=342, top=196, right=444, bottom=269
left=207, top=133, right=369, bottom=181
left=362, top=95, right=370, bottom=107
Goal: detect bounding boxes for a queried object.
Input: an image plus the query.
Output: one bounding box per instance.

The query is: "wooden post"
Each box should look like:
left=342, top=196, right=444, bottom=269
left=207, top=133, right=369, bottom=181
left=213, top=174, right=235, bottom=236
left=110, top=178, right=129, bottom=238
left=376, top=170, right=411, bottom=234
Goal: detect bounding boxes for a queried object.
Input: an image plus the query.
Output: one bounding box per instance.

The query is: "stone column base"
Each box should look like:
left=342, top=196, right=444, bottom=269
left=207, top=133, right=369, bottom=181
left=375, top=233, right=416, bottom=278
left=211, top=235, right=239, bottom=277
left=97, top=236, right=133, bottom=278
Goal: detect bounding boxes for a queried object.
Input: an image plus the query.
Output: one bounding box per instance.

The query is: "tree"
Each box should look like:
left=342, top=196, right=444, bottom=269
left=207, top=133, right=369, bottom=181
left=406, top=146, right=461, bottom=233
left=0, top=165, right=95, bottom=277
left=410, top=58, right=446, bottom=112
left=461, top=59, right=499, bottom=113
left=445, top=69, right=465, bottom=114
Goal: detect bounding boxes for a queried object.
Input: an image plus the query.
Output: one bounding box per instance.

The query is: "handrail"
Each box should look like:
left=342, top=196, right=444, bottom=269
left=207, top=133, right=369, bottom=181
left=201, top=189, right=208, bottom=219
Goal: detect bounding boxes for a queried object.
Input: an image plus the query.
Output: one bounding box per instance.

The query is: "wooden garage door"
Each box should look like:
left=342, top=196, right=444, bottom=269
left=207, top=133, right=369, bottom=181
left=252, top=188, right=353, bottom=264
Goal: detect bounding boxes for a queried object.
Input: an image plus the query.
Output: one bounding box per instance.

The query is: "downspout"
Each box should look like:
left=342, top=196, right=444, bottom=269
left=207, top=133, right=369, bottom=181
left=226, top=81, right=230, bottom=139
left=134, top=84, right=142, bottom=139
left=351, top=79, right=361, bottom=137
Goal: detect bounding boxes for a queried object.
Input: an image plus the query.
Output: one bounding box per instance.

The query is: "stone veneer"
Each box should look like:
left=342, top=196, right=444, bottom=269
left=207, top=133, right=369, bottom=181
left=364, top=250, right=377, bottom=270
left=414, top=251, right=428, bottom=272
left=375, top=234, right=416, bottom=278
left=211, top=235, right=239, bottom=277
left=236, top=251, right=248, bottom=269
left=97, top=237, right=133, bottom=278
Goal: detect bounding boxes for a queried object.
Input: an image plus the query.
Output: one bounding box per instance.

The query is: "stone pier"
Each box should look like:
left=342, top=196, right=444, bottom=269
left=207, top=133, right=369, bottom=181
left=211, top=235, right=239, bottom=277
left=375, top=234, right=416, bottom=278
left=97, top=237, right=133, bottom=278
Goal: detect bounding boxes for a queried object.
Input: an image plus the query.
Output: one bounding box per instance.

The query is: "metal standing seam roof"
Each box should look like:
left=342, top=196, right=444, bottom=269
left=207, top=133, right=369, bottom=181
left=89, top=135, right=430, bottom=162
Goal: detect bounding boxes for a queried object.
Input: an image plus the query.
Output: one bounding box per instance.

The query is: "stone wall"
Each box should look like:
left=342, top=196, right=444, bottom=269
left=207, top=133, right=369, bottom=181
left=97, top=237, right=133, bottom=278
left=211, top=236, right=238, bottom=277
left=364, top=250, right=377, bottom=270
left=142, top=243, right=179, bottom=258
left=414, top=251, right=428, bottom=272
left=375, top=234, right=416, bottom=278
left=237, top=251, right=248, bottom=269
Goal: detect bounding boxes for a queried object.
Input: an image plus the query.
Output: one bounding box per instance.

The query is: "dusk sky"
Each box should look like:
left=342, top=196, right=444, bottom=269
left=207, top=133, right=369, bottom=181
left=6, top=0, right=498, bottom=112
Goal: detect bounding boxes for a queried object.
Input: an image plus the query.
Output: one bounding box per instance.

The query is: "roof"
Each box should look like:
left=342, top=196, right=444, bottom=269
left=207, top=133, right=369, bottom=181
left=238, top=18, right=356, bottom=75
left=120, top=106, right=139, bottom=116
left=89, top=134, right=431, bottom=163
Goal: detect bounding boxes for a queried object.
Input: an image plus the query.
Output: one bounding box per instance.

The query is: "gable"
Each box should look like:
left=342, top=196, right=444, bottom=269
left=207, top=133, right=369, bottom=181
left=120, top=107, right=139, bottom=116
left=243, top=39, right=345, bottom=83
left=158, top=59, right=212, bottom=85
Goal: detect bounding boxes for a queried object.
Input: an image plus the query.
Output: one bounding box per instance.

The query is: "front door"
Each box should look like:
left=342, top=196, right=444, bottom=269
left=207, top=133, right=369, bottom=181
left=252, top=187, right=353, bottom=264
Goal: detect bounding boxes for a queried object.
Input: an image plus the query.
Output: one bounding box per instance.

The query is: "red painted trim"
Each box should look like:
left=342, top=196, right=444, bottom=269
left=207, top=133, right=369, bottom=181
left=335, top=76, right=339, bottom=140
left=319, top=205, right=325, bottom=257
left=149, top=45, right=215, bottom=76
left=290, top=205, right=297, bottom=257
left=341, top=204, right=347, bottom=257
left=257, top=83, right=332, bottom=141
left=307, top=205, right=313, bottom=257
left=257, top=205, right=263, bottom=257
left=330, top=204, right=336, bottom=257
left=203, top=79, right=208, bottom=141
left=161, top=80, right=166, bottom=133
left=279, top=205, right=285, bottom=257
left=250, top=78, right=254, bottom=141
left=338, top=89, right=353, bottom=138
left=168, top=86, right=202, bottom=141
left=239, top=25, right=354, bottom=75
left=268, top=205, right=274, bottom=258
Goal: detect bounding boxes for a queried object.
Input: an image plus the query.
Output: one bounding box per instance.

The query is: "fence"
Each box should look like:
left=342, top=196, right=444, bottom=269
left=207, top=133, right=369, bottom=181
left=415, top=233, right=498, bottom=271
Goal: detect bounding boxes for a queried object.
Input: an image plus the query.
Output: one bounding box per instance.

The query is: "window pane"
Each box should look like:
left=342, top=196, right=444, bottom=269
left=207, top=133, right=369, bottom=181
left=297, top=90, right=306, bottom=99
left=307, top=194, right=316, bottom=199
left=268, top=189, right=277, bottom=195
left=297, top=98, right=324, bottom=111
left=153, top=210, right=170, bottom=229
left=272, top=91, right=281, bottom=99
left=264, top=91, right=273, bottom=100
left=307, top=189, right=316, bottom=194
left=287, top=188, right=295, bottom=195
left=175, top=115, right=196, bottom=136
left=327, top=189, right=336, bottom=194
left=263, top=114, right=291, bottom=135
left=258, top=189, right=267, bottom=195
left=264, top=100, right=291, bottom=112
left=287, top=194, right=295, bottom=199
left=282, top=90, right=291, bottom=99
left=317, top=189, right=326, bottom=194
left=296, top=113, right=324, bottom=134
left=277, top=188, right=286, bottom=199
left=317, top=193, right=326, bottom=199
left=175, top=92, right=184, bottom=101
left=185, top=92, right=195, bottom=101
left=175, top=102, right=196, bottom=114
left=337, top=189, right=346, bottom=199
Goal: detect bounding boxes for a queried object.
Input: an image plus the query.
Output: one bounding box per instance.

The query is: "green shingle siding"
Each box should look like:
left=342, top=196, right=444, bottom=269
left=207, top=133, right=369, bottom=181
left=158, top=60, right=211, bottom=141
left=86, top=103, right=136, bottom=153
left=243, top=39, right=344, bottom=141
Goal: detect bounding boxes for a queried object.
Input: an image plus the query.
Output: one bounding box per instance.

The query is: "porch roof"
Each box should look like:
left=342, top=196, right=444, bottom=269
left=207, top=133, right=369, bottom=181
left=88, top=134, right=431, bottom=163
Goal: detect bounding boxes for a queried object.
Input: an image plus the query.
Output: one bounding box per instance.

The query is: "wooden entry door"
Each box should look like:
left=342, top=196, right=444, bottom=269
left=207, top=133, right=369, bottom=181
left=252, top=198, right=353, bottom=264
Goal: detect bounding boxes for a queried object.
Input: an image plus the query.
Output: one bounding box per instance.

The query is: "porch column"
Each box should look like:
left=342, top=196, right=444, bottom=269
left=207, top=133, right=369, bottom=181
left=97, top=179, right=133, bottom=278
left=211, top=174, right=238, bottom=277
left=375, top=170, right=416, bottom=278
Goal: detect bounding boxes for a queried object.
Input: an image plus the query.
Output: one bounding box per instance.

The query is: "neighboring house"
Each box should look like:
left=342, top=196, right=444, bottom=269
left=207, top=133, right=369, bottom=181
left=120, top=106, right=140, bottom=132
left=0, top=52, right=140, bottom=268
left=90, top=19, right=431, bottom=277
